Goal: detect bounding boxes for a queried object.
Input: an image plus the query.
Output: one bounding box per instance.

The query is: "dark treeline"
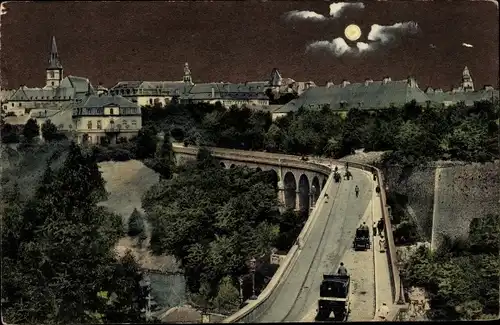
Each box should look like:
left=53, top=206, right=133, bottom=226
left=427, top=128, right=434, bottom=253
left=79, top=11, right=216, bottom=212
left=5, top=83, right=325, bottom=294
left=142, top=100, right=499, bottom=165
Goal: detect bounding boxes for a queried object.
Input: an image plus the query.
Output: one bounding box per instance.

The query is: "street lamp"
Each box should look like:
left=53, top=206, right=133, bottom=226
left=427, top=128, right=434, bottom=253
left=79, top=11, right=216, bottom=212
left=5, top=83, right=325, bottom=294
left=311, top=185, right=317, bottom=208
left=238, top=276, right=244, bottom=306
left=396, top=257, right=407, bottom=305
left=249, top=257, right=258, bottom=300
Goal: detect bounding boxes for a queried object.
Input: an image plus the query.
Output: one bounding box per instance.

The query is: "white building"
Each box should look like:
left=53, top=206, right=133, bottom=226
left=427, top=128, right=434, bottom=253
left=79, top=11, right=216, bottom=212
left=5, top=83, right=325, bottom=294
left=72, top=95, right=142, bottom=145
left=110, top=63, right=270, bottom=108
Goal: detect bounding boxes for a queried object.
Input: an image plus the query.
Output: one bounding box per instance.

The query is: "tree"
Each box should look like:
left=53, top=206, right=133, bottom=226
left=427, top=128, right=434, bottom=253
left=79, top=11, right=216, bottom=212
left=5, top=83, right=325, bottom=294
left=22, top=118, right=40, bottom=142
left=41, top=119, right=59, bottom=142
left=153, top=136, right=176, bottom=179
left=212, top=276, right=240, bottom=314
left=1, top=122, right=20, bottom=143
left=128, top=208, right=145, bottom=237
left=143, top=158, right=283, bottom=301
left=103, top=250, right=150, bottom=322
left=136, top=126, right=158, bottom=159
left=1, top=141, right=147, bottom=324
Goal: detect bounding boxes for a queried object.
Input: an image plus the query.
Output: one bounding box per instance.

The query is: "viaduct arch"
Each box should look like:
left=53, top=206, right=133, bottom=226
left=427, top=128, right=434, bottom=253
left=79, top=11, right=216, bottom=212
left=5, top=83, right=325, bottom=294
left=172, top=146, right=331, bottom=214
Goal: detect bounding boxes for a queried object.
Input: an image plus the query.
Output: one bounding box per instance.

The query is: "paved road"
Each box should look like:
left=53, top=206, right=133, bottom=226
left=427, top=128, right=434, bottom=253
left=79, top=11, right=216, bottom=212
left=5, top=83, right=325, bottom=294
left=255, top=168, right=373, bottom=322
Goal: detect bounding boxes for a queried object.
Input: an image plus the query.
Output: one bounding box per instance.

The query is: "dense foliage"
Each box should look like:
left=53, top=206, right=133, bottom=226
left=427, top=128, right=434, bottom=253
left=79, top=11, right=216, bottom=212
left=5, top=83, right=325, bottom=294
left=1, top=142, right=151, bottom=324
left=401, top=214, right=499, bottom=320
left=142, top=100, right=499, bottom=164
left=22, top=118, right=40, bottom=142
left=142, top=147, right=305, bottom=311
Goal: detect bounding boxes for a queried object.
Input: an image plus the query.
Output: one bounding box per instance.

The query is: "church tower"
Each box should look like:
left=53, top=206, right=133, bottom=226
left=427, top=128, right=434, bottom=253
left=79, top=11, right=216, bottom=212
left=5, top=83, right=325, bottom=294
left=46, top=36, right=63, bottom=88
left=183, top=62, right=193, bottom=85
left=461, top=66, right=474, bottom=92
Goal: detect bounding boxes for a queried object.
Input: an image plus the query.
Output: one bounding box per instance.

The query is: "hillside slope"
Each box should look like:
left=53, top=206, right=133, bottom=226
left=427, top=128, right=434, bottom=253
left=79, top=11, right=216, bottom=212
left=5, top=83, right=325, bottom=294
left=98, top=160, right=182, bottom=273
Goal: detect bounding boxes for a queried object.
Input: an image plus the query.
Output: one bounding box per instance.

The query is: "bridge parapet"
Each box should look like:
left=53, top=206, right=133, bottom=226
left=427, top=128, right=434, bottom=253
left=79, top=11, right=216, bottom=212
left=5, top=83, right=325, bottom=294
left=171, top=145, right=403, bottom=322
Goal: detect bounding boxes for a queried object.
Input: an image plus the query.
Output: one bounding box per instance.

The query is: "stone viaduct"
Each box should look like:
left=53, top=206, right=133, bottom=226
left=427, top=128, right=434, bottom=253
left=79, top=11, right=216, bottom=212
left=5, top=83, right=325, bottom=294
left=172, top=145, right=332, bottom=213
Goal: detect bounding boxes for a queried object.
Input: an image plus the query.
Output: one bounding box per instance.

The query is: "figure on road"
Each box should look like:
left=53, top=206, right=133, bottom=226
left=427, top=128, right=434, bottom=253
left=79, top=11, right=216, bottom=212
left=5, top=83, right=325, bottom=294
left=377, top=218, right=384, bottom=235
left=379, top=235, right=386, bottom=252
left=373, top=222, right=378, bottom=236
left=376, top=185, right=381, bottom=196
left=337, top=262, right=348, bottom=275
left=355, top=185, right=359, bottom=197
left=377, top=302, right=390, bottom=321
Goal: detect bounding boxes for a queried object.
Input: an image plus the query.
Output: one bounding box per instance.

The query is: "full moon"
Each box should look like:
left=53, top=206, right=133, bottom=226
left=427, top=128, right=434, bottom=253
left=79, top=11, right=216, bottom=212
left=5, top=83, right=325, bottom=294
left=344, top=24, right=362, bottom=41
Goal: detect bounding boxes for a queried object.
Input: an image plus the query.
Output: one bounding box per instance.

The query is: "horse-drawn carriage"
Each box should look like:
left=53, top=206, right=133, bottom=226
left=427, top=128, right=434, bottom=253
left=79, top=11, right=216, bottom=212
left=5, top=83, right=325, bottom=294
left=316, top=274, right=351, bottom=322
left=353, top=227, right=370, bottom=250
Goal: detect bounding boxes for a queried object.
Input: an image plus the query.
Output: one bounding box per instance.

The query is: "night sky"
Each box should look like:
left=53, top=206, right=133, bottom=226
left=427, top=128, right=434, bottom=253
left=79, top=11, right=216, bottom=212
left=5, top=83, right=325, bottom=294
left=1, top=1, right=498, bottom=90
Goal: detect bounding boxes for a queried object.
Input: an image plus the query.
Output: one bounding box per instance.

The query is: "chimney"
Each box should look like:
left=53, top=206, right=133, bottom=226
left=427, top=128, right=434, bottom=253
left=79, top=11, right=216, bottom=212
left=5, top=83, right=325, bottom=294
left=211, top=87, right=215, bottom=98
left=342, top=80, right=350, bottom=88
left=326, top=81, right=334, bottom=88
left=364, top=79, right=373, bottom=86
left=383, top=77, right=391, bottom=84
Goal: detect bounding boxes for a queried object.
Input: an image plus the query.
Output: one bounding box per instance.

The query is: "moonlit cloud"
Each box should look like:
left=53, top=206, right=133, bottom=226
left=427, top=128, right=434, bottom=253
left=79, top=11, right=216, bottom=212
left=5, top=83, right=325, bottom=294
left=329, top=2, right=365, bottom=18
left=284, top=1, right=365, bottom=22
left=367, top=22, right=419, bottom=44
left=307, top=21, right=420, bottom=57
left=307, top=38, right=353, bottom=56
left=462, top=42, right=474, bottom=48
left=284, top=10, right=327, bottom=22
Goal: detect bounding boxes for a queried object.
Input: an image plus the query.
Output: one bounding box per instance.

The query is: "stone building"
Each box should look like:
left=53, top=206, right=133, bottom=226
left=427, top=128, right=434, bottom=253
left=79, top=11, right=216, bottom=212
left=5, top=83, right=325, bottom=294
left=3, top=37, right=95, bottom=115
left=425, top=66, right=499, bottom=107
left=72, top=95, right=142, bottom=145
left=272, top=76, right=429, bottom=120
left=110, top=62, right=269, bottom=108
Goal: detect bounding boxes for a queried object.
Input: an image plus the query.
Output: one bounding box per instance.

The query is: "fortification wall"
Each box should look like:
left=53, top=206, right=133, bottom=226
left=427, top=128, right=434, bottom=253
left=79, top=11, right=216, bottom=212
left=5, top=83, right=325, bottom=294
left=381, top=162, right=499, bottom=244
left=433, top=161, right=499, bottom=246
left=381, top=166, right=436, bottom=239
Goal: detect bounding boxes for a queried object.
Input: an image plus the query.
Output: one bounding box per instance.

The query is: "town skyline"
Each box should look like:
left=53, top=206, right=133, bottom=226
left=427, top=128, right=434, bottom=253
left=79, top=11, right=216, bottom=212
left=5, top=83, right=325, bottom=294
left=1, top=1, right=498, bottom=90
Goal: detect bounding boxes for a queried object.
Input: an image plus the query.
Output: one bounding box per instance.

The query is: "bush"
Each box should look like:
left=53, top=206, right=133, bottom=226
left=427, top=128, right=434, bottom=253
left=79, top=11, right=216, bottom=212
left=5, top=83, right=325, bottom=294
left=95, top=142, right=137, bottom=162
left=128, top=208, right=145, bottom=237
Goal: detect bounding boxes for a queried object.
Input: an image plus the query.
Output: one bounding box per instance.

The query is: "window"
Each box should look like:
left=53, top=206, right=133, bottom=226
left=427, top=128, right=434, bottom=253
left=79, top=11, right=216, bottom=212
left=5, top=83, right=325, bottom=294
left=11, top=103, right=14, bottom=107
left=110, top=108, right=114, bottom=115
left=132, top=120, right=137, bottom=127
left=97, top=120, right=102, bottom=130
left=88, top=121, right=92, bottom=129
left=18, top=103, right=21, bottom=107
left=51, top=82, right=54, bottom=86
left=149, top=98, right=153, bottom=105
left=122, top=119, right=127, bottom=125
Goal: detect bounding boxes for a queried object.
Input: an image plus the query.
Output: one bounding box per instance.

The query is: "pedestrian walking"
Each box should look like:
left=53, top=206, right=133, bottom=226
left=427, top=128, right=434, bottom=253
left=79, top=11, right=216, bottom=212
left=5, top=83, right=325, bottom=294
left=373, top=222, right=378, bottom=236
left=379, top=235, right=386, bottom=252
left=337, top=262, right=348, bottom=275
left=376, top=185, right=381, bottom=196
left=377, top=218, right=384, bottom=236
left=355, top=185, right=359, bottom=198
left=377, top=302, right=390, bottom=321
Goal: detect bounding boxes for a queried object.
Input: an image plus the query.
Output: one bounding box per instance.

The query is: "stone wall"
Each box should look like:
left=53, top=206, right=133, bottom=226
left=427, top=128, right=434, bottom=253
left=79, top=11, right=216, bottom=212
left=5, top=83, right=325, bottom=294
left=381, top=162, right=499, bottom=245
left=381, top=165, right=436, bottom=239
left=432, top=161, right=500, bottom=246
left=342, top=152, right=499, bottom=245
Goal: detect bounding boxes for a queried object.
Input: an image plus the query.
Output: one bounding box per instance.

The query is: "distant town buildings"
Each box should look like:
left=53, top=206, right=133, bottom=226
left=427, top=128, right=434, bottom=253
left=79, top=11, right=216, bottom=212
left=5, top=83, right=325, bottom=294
left=272, top=69, right=498, bottom=121
left=1, top=36, right=498, bottom=142
left=2, top=37, right=142, bottom=144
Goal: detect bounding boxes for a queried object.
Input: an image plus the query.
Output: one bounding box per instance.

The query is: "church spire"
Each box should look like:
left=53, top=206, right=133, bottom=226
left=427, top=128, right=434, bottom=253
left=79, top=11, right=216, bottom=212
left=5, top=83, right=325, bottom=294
left=45, top=36, right=64, bottom=88
left=183, top=62, right=193, bottom=84
left=48, top=36, right=63, bottom=69
left=461, top=66, right=474, bottom=92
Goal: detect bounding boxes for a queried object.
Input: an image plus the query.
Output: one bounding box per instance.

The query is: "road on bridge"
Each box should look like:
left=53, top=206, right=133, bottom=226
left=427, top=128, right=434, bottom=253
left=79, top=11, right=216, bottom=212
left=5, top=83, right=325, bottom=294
left=254, top=168, right=374, bottom=323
